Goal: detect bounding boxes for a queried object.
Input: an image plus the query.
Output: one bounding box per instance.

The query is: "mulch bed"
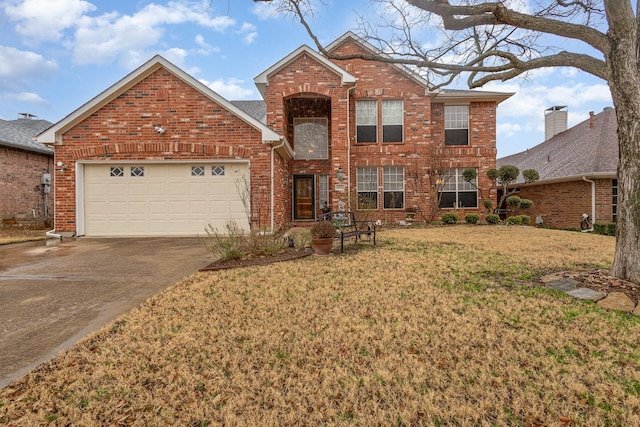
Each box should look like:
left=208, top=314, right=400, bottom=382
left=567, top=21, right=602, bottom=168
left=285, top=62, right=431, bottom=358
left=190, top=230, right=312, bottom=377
left=199, top=248, right=314, bottom=272
left=559, top=269, right=640, bottom=304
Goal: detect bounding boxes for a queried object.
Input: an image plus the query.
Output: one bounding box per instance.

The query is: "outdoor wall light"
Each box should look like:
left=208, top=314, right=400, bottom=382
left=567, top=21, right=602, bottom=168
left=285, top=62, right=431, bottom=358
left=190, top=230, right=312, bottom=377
left=337, top=166, right=345, bottom=181
left=154, top=125, right=166, bottom=134
left=55, top=161, right=67, bottom=172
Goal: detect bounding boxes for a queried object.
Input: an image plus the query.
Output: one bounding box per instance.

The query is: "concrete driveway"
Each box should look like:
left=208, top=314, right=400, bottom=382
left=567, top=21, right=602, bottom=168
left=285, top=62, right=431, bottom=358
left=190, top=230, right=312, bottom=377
left=0, top=237, right=212, bottom=389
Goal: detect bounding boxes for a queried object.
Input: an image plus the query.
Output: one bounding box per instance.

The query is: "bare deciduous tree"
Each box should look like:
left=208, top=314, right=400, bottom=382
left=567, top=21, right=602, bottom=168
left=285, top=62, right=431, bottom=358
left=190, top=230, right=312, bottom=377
left=269, top=0, right=639, bottom=284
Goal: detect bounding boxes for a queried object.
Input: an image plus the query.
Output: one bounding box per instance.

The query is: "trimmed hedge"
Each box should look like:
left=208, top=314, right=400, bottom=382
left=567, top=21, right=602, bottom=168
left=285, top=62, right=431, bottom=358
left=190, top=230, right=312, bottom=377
left=485, top=214, right=500, bottom=224
left=465, top=213, right=480, bottom=224
left=593, top=222, right=616, bottom=236
left=441, top=213, right=459, bottom=224
left=505, top=216, right=523, bottom=225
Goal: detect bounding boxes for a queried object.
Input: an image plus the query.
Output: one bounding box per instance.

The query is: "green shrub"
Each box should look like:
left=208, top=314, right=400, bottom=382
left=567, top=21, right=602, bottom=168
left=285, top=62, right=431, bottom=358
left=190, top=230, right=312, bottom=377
left=506, top=196, right=522, bottom=208
left=204, top=221, right=248, bottom=261
left=519, top=199, right=533, bottom=210
left=465, top=213, right=480, bottom=224
left=505, top=216, right=523, bottom=225
left=441, top=213, right=458, bottom=224
left=485, top=214, right=500, bottom=224
left=593, top=222, right=616, bottom=236
left=519, top=215, right=531, bottom=225
left=482, top=199, right=493, bottom=210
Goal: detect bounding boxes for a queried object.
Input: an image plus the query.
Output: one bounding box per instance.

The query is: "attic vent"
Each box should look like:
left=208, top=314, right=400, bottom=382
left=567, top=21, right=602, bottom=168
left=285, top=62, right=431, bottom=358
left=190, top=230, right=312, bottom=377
left=544, top=106, right=567, bottom=140
left=18, top=112, right=37, bottom=120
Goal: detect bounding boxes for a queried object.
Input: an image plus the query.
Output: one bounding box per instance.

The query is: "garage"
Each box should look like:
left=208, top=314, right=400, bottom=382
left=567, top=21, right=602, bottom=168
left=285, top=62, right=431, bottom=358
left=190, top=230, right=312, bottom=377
left=82, top=162, right=249, bottom=237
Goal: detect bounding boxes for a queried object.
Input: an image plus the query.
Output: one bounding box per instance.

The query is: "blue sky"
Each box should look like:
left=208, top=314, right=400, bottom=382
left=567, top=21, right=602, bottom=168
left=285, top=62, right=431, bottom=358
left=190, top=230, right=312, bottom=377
left=0, top=0, right=614, bottom=157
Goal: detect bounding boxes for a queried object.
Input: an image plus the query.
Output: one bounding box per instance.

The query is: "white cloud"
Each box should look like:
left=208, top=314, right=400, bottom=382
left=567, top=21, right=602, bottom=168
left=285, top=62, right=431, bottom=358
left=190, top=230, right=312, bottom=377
left=5, top=91, right=48, bottom=104
left=194, top=34, right=220, bottom=55
left=251, top=1, right=279, bottom=20
left=72, top=1, right=235, bottom=65
left=3, top=0, right=96, bottom=43
left=0, top=45, right=57, bottom=85
left=497, top=122, right=522, bottom=139
left=199, top=77, right=254, bottom=100
left=239, top=23, right=258, bottom=45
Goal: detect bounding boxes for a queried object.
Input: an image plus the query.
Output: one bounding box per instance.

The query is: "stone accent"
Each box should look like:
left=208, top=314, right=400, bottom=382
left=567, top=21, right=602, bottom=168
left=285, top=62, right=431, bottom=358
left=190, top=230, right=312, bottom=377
left=597, top=292, right=635, bottom=312
left=545, top=278, right=580, bottom=292
left=566, top=287, right=605, bottom=301
left=541, top=273, right=638, bottom=315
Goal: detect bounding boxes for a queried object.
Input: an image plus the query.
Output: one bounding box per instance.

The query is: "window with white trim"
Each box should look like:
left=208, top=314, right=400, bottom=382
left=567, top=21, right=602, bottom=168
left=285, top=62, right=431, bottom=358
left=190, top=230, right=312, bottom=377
left=382, top=100, right=403, bottom=142
left=211, top=165, right=225, bottom=176
left=356, top=100, right=377, bottom=143
left=110, top=166, right=124, bottom=177
left=130, top=166, right=145, bottom=177
left=439, top=168, right=478, bottom=208
left=357, top=166, right=378, bottom=209
left=191, top=166, right=205, bottom=177
left=318, top=174, right=329, bottom=212
left=445, top=105, right=469, bottom=146
left=294, top=117, right=328, bottom=159
left=383, top=166, right=404, bottom=209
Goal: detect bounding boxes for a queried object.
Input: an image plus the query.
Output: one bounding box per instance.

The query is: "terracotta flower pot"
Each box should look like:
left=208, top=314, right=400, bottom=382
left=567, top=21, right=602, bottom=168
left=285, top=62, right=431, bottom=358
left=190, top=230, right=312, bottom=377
left=311, top=237, right=333, bottom=255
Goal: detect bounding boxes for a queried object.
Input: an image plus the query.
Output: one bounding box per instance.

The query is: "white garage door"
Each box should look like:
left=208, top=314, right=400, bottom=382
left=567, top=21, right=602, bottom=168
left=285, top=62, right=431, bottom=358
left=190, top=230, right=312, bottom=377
left=83, top=162, right=249, bottom=236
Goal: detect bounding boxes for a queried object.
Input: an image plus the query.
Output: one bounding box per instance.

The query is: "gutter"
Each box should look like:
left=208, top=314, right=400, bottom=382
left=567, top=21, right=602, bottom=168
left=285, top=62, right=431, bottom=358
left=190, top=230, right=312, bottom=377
left=582, top=176, right=596, bottom=232
left=46, top=229, right=62, bottom=239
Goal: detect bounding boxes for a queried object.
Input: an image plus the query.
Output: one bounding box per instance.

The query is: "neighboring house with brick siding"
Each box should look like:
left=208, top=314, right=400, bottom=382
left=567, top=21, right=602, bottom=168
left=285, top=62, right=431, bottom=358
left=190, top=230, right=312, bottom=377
left=497, top=107, right=618, bottom=229
left=1, top=115, right=54, bottom=228
left=36, top=32, right=511, bottom=237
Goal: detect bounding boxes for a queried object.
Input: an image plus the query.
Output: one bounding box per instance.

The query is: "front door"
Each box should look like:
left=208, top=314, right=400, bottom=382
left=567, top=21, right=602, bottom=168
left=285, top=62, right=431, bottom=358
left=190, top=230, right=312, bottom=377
left=293, top=175, right=315, bottom=220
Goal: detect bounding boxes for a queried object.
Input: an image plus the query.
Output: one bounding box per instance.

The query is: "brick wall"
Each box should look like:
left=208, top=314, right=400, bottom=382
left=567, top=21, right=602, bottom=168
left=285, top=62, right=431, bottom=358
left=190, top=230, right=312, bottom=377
left=330, top=39, right=498, bottom=222
left=515, top=178, right=615, bottom=229
left=54, top=67, right=278, bottom=233
left=263, top=50, right=350, bottom=217
left=0, top=146, right=53, bottom=227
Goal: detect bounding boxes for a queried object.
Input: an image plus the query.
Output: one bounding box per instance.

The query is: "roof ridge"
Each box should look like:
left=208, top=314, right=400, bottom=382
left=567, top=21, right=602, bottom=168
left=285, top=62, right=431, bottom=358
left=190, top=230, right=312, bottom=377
left=591, top=108, right=615, bottom=173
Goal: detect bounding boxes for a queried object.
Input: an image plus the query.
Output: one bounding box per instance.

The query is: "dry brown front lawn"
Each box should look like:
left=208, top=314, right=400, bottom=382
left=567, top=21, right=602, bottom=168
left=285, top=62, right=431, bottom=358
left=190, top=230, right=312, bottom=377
left=2, top=226, right=639, bottom=426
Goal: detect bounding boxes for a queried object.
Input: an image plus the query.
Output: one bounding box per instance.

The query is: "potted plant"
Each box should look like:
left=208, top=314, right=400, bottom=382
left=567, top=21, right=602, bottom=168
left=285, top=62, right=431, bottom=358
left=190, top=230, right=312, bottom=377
left=310, top=221, right=336, bottom=255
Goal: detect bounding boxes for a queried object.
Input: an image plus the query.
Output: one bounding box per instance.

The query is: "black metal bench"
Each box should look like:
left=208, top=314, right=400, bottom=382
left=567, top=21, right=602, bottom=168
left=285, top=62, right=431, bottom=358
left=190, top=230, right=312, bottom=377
left=316, top=211, right=376, bottom=253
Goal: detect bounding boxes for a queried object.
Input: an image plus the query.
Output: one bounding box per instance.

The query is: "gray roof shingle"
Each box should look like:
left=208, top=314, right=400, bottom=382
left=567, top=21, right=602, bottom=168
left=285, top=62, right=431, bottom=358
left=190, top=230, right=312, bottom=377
left=0, top=118, right=54, bottom=155
left=231, top=100, right=266, bottom=123
left=497, top=107, right=617, bottom=182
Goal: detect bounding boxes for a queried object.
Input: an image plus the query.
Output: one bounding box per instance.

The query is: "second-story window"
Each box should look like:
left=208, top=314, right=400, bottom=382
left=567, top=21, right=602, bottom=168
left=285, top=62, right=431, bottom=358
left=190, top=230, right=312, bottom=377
left=356, top=100, right=377, bottom=143
left=294, top=117, right=328, bottom=159
left=382, top=100, right=403, bottom=142
left=445, top=105, right=469, bottom=145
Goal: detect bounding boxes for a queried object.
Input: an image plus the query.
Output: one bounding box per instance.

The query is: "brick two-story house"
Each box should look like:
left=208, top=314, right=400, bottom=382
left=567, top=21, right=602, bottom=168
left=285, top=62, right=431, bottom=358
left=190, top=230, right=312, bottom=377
left=37, top=32, right=511, bottom=237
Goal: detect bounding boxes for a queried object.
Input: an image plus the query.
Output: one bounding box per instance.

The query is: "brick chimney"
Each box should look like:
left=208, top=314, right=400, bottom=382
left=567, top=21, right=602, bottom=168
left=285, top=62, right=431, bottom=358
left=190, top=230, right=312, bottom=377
left=589, top=111, right=595, bottom=129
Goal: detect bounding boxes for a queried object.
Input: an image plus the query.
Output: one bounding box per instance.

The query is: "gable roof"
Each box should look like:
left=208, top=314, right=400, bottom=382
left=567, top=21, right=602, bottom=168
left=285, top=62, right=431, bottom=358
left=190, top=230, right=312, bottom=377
left=37, top=55, right=282, bottom=146
left=0, top=118, right=53, bottom=155
left=253, top=44, right=357, bottom=99
left=326, top=32, right=513, bottom=104
left=497, top=107, right=618, bottom=183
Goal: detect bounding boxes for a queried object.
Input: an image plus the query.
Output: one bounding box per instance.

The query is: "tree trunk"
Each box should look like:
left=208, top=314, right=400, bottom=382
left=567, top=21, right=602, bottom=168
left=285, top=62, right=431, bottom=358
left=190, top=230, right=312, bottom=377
left=606, top=2, right=640, bottom=284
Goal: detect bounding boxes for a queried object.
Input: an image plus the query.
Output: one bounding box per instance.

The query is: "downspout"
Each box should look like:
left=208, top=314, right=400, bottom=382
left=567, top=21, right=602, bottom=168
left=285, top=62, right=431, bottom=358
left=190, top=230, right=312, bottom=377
left=582, top=176, right=596, bottom=232
left=346, top=83, right=357, bottom=208
left=271, top=138, right=286, bottom=231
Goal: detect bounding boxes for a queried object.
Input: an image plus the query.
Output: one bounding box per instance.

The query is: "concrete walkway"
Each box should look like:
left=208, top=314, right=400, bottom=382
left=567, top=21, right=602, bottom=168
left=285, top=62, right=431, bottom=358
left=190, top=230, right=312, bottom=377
left=0, top=237, right=211, bottom=389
